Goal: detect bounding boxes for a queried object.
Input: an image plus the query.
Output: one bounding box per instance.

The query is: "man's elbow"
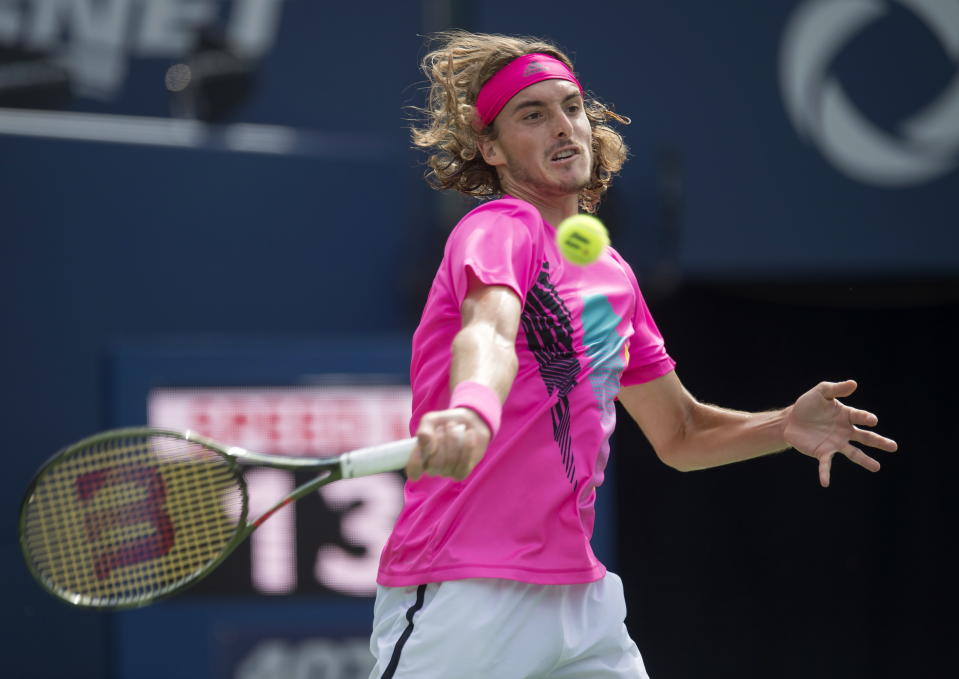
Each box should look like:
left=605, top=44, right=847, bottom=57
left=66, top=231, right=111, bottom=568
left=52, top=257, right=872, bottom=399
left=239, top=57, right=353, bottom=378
left=652, top=442, right=700, bottom=472
left=653, top=400, right=707, bottom=472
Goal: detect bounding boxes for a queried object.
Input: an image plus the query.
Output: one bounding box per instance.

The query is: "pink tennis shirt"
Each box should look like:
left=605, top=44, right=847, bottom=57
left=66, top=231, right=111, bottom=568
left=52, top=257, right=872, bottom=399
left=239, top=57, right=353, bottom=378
left=377, top=197, right=675, bottom=586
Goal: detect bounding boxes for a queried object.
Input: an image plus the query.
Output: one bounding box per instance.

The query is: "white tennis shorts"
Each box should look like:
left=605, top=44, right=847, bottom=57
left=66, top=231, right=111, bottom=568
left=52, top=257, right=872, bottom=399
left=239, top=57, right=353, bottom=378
left=368, top=572, right=650, bottom=679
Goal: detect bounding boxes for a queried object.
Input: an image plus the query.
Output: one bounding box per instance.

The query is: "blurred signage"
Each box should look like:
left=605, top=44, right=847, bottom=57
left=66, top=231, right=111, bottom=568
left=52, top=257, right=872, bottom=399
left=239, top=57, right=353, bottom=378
left=0, top=0, right=284, bottom=100
left=781, top=0, right=959, bottom=186
left=228, top=636, right=374, bottom=679
left=149, top=385, right=411, bottom=597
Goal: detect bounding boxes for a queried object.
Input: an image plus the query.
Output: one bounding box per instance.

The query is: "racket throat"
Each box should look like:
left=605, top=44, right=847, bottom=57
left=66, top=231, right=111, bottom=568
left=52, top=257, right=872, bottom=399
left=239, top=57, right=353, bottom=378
left=249, top=469, right=337, bottom=529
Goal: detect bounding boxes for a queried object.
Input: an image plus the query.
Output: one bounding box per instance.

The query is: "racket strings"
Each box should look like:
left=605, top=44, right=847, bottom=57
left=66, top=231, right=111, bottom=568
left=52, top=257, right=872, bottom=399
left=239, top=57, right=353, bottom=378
left=21, top=434, right=245, bottom=607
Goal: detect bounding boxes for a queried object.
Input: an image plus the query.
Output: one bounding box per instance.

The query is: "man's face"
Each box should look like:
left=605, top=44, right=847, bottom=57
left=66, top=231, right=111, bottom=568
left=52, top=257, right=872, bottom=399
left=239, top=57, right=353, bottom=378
left=481, top=79, right=593, bottom=199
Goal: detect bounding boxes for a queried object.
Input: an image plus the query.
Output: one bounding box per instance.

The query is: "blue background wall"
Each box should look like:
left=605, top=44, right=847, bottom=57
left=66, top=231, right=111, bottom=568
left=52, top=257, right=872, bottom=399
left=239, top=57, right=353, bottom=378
left=3, top=1, right=957, bottom=677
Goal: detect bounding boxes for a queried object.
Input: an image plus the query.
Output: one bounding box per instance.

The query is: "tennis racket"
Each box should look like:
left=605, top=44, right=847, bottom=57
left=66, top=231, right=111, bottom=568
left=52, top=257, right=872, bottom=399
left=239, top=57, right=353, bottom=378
left=19, top=427, right=414, bottom=609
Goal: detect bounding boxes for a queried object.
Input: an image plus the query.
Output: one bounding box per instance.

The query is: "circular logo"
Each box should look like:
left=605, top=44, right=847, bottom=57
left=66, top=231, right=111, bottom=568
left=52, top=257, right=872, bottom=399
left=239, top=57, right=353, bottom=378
left=780, top=0, right=959, bottom=186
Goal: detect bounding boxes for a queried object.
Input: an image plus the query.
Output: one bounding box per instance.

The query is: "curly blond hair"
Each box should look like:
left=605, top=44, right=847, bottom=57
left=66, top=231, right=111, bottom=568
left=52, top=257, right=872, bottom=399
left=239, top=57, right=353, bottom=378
left=411, top=31, right=630, bottom=213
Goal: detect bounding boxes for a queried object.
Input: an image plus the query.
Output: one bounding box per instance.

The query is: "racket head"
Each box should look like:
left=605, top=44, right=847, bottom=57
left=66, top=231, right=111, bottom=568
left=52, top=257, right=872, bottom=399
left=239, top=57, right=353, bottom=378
left=19, top=428, right=248, bottom=609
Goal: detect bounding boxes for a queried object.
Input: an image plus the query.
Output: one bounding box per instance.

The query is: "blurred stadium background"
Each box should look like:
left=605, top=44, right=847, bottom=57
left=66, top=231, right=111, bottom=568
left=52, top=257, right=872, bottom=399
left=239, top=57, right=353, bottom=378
left=2, top=1, right=956, bottom=677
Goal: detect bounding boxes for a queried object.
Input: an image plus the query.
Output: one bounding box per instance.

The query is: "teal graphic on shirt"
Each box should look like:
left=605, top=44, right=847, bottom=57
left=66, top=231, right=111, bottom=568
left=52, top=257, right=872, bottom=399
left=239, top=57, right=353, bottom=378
left=581, top=294, right=626, bottom=420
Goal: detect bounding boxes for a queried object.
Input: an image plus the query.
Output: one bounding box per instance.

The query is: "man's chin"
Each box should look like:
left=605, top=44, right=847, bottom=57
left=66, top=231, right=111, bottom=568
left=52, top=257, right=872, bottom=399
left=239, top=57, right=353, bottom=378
left=504, top=166, right=590, bottom=198
left=554, top=175, right=591, bottom=196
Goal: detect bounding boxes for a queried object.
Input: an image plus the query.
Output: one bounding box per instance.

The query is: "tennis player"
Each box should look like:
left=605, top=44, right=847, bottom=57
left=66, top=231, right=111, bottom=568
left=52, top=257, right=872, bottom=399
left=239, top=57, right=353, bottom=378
left=369, top=31, right=898, bottom=679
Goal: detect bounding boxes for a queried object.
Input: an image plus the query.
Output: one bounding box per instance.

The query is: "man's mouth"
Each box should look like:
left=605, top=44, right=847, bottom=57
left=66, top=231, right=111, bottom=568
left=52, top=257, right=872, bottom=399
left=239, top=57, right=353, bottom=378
left=550, top=147, right=580, bottom=162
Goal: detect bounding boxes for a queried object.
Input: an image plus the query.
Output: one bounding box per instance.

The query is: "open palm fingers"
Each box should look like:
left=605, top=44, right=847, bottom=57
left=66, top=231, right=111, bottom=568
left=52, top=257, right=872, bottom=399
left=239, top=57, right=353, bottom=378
left=845, top=404, right=879, bottom=426
left=845, top=405, right=898, bottom=451
left=851, top=424, right=898, bottom=453
left=819, top=442, right=881, bottom=487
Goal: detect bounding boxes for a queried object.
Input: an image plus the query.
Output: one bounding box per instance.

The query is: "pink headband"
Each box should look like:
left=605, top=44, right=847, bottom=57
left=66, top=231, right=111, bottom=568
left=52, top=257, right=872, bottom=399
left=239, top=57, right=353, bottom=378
left=475, top=53, right=584, bottom=126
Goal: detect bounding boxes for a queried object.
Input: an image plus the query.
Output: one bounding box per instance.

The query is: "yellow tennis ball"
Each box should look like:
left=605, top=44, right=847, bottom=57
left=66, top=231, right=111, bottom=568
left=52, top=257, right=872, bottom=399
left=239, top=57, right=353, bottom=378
left=556, top=214, right=609, bottom=265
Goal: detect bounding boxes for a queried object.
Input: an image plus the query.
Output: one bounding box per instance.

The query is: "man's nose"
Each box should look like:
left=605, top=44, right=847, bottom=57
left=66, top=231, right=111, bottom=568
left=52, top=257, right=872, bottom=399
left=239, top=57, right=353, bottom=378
left=553, top=109, right=573, bottom=137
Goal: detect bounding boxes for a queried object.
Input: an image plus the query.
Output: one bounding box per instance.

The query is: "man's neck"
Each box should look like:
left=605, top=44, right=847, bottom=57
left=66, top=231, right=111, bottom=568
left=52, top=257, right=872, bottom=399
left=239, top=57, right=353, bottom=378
left=501, top=181, right=579, bottom=226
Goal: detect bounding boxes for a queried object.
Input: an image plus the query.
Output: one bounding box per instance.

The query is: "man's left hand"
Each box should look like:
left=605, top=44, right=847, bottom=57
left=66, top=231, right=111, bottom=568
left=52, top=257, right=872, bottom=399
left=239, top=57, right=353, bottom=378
left=784, top=380, right=899, bottom=487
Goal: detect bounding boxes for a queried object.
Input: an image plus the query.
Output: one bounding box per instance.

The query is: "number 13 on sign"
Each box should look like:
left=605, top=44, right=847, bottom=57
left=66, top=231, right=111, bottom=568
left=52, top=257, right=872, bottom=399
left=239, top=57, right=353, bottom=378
left=241, top=469, right=404, bottom=596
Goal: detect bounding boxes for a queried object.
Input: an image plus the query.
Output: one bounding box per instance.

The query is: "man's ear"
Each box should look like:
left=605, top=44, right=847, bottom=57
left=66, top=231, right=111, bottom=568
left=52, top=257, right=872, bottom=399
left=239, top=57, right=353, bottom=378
left=477, top=136, right=504, bottom=167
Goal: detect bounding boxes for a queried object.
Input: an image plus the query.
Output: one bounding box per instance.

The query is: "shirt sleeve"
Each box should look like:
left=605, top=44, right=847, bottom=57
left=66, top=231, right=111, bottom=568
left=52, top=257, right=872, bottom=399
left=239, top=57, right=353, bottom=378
left=447, top=200, right=542, bottom=305
left=616, top=254, right=676, bottom=386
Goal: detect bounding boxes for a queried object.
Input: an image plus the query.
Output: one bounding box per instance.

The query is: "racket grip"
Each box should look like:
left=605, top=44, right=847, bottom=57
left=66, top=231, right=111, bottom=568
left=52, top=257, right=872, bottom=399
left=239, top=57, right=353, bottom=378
left=341, top=438, right=415, bottom=478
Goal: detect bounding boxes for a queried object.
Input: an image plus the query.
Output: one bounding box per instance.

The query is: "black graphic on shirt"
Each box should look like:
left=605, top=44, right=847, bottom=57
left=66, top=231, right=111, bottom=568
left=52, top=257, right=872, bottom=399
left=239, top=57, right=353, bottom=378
left=520, top=262, right=580, bottom=488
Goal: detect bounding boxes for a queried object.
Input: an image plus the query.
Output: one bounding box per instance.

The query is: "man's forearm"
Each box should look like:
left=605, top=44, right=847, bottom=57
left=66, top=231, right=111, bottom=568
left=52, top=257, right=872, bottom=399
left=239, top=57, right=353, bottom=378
left=449, top=322, right=518, bottom=403
left=666, top=401, right=792, bottom=471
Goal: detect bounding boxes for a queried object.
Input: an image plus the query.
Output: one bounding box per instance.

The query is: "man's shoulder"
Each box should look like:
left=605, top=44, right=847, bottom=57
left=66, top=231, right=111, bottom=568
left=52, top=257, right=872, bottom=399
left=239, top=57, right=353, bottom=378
left=459, top=196, right=542, bottom=225
left=440, top=197, right=547, bottom=275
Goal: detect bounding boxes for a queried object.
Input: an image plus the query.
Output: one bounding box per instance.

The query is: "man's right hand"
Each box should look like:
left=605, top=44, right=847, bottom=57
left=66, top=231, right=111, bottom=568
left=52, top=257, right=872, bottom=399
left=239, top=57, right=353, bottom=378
left=407, top=407, right=491, bottom=481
